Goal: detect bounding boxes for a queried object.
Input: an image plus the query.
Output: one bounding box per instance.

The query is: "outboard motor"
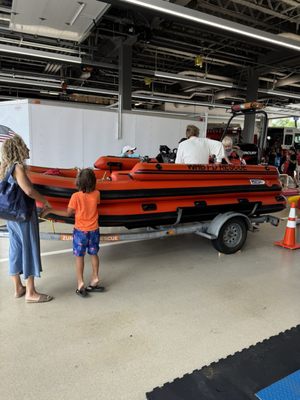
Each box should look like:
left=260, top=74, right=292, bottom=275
left=237, top=143, right=258, bottom=165
left=156, top=145, right=177, bottom=163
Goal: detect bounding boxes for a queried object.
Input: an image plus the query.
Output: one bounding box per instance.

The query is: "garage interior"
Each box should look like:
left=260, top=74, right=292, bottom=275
left=1, top=1, right=300, bottom=399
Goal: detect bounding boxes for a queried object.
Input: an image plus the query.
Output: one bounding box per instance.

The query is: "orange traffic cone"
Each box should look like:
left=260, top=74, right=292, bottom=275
left=275, top=202, right=300, bottom=250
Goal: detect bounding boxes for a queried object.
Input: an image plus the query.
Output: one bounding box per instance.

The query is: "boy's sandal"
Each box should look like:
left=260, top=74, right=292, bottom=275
left=86, top=284, right=105, bottom=292
left=76, top=288, right=88, bottom=297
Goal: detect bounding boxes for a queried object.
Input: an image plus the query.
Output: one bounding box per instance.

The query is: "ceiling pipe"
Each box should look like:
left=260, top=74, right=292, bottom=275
left=0, top=75, right=118, bottom=96
left=214, top=89, right=244, bottom=100
left=0, top=6, right=11, bottom=13
left=144, top=44, right=243, bottom=67
left=258, top=88, right=300, bottom=100
left=275, top=74, right=300, bottom=88
left=133, top=90, right=214, bottom=99
left=0, top=13, right=10, bottom=21
left=132, top=93, right=229, bottom=108
left=155, top=70, right=234, bottom=88
left=178, top=70, right=234, bottom=83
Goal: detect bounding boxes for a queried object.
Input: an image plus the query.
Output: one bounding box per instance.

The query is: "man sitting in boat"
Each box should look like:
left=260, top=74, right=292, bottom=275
left=175, top=125, right=225, bottom=164
left=222, top=136, right=246, bottom=165
left=121, top=145, right=140, bottom=158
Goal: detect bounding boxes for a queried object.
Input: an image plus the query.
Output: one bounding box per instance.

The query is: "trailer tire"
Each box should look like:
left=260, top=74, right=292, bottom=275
left=212, top=217, right=247, bottom=254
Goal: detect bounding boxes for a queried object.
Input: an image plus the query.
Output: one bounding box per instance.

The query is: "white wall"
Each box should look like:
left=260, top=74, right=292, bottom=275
left=1, top=100, right=207, bottom=168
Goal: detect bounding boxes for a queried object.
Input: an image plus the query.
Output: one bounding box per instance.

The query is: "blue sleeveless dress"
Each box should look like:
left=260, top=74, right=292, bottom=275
left=7, top=205, right=42, bottom=279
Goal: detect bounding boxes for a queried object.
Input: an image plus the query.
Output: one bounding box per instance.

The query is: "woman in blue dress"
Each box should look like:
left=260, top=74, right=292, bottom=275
left=0, top=135, right=53, bottom=303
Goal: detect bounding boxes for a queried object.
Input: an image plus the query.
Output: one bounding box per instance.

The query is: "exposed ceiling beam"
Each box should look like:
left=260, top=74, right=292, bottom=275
left=280, top=0, right=300, bottom=7
left=114, top=0, right=300, bottom=51
left=229, top=0, right=300, bottom=23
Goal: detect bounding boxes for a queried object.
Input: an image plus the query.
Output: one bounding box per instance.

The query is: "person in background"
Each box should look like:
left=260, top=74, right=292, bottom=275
left=0, top=134, right=53, bottom=303
left=121, top=145, right=139, bottom=158
left=42, top=168, right=105, bottom=298
left=296, top=149, right=300, bottom=183
left=175, top=125, right=225, bottom=164
left=286, top=148, right=298, bottom=188
left=274, top=149, right=282, bottom=170
left=222, top=136, right=246, bottom=165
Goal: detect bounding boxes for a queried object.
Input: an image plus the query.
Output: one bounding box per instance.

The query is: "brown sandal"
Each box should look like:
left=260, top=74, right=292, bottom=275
left=26, top=294, right=53, bottom=303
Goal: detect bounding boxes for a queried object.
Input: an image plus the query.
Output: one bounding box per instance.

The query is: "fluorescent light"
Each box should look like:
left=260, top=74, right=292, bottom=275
left=0, top=37, right=81, bottom=55
left=0, top=73, right=61, bottom=83
left=68, top=2, right=86, bottom=26
left=67, top=85, right=118, bottom=96
left=155, top=70, right=233, bottom=88
left=119, top=0, right=300, bottom=51
left=0, top=43, right=82, bottom=64
left=0, top=77, right=61, bottom=89
left=40, top=91, right=60, bottom=96
left=259, top=89, right=300, bottom=100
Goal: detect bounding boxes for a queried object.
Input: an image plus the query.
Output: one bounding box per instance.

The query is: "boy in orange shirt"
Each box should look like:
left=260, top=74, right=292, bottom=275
left=42, top=168, right=104, bottom=297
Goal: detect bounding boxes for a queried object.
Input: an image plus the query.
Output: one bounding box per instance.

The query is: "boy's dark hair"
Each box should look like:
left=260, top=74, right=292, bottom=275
left=76, top=168, right=96, bottom=193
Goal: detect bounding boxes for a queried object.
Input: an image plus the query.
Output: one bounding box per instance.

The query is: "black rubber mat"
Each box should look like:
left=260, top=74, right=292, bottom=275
left=146, top=325, right=300, bottom=400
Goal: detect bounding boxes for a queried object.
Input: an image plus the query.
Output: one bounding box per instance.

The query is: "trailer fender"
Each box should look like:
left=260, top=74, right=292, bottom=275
left=206, top=212, right=252, bottom=237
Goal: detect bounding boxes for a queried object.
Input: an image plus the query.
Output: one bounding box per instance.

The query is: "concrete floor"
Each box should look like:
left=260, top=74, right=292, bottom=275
left=1, top=211, right=300, bottom=400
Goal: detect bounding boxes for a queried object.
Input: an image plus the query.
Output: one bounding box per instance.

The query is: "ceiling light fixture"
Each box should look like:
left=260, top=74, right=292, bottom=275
left=0, top=43, right=82, bottom=64
left=40, top=90, right=60, bottom=96
left=155, top=70, right=234, bottom=88
left=68, top=2, right=86, bottom=26
left=67, top=85, right=118, bottom=96
left=0, top=37, right=81, bottom=55
left=0, top=77, right=61, bottom=89
left=118, top=0, right=300, bottom=51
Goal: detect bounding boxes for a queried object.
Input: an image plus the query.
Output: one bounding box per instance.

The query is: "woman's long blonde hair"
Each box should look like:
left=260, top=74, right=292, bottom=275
left=0, top=134, right=28, bottom=179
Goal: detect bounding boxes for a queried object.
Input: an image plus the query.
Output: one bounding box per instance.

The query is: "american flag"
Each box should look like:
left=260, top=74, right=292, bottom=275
left=0, top=125, right=16, bottom=143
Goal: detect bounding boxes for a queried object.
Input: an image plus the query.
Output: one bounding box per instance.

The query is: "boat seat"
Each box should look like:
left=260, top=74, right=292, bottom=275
left=111, top=171, right=132, bottom=181
left=94, top=156, right=139, bottom=171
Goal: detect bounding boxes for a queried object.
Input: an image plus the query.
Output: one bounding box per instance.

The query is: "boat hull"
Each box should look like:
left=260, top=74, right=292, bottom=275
left=29, top=160, right=286, bottom=228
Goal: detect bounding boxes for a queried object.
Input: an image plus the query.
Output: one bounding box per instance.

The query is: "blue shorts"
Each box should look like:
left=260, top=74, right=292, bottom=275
left=73, top=228, right=100, bottom=257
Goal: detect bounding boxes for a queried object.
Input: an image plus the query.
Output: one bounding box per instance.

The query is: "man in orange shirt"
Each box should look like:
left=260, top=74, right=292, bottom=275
left=42, top=168, right=105, bottom=297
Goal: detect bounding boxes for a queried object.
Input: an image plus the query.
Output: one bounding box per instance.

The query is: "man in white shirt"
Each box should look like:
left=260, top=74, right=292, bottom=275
left=175, top=125, right=225, bottom=164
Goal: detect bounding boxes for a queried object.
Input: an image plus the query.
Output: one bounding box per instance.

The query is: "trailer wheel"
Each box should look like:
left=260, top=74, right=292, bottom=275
left=212, top=217, right=247, bottom=254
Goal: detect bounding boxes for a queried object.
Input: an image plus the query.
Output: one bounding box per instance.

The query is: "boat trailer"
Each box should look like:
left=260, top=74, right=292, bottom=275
left=0, top=210, right=280, bottom=254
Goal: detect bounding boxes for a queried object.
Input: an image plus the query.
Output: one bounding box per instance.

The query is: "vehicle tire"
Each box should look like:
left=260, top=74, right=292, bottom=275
left=212, top=217, right=248, bottom=254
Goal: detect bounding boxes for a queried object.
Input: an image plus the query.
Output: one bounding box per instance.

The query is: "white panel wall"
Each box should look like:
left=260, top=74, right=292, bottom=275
left=82, top=108, right=118, bottom=167
left=0, top=100, right=207, bottom=168
left=29, top=103, right=83, bottom=167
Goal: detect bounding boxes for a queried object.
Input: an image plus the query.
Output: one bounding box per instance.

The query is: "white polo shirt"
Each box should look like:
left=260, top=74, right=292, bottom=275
left=175, top=136, right=225, bottom=164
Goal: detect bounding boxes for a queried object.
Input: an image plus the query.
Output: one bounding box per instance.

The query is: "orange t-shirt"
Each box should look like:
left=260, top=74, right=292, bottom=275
left=68, top=190, right=100, bottom=231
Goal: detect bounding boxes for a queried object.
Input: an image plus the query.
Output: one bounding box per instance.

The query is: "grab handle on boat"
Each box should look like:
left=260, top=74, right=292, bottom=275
left=107, top=161, right=122, bottom=173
